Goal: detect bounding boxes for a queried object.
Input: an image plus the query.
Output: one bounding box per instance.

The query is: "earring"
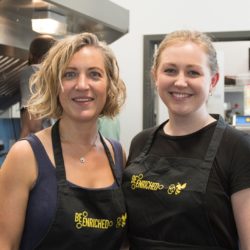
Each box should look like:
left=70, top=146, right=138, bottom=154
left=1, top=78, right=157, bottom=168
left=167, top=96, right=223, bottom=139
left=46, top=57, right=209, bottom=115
left=209, top=91, right=212, bottom=96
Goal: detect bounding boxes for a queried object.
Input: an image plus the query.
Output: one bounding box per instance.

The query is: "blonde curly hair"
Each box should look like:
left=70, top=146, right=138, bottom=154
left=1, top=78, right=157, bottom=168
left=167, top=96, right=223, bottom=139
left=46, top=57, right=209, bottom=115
left=27, top=32, right=126, bottom=119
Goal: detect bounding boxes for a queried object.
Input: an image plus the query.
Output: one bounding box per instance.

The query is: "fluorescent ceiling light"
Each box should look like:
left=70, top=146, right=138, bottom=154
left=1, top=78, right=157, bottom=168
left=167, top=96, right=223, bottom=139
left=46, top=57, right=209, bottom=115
left=32, top=10, right=67, bottom=35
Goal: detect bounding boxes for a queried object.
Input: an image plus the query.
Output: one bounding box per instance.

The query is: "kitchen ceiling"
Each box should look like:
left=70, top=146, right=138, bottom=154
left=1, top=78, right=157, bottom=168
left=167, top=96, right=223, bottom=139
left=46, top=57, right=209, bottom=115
left=0, top=0, right=129, bottom=111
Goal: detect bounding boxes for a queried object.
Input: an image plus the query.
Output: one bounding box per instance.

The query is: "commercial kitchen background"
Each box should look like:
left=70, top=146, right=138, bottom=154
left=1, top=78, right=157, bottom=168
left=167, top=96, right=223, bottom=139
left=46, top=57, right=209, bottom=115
left=1, top=0, right=250, bottom=157
left=110, top=0, right=250, bottom=151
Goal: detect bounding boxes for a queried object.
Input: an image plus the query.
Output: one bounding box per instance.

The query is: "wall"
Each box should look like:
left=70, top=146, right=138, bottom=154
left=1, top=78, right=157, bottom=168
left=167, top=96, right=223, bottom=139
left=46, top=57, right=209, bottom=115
left=214, top=41, right=250, bottom=76
left=110, top=0, right=250, bottom=151
left=111, top=0, right=250, bottom=151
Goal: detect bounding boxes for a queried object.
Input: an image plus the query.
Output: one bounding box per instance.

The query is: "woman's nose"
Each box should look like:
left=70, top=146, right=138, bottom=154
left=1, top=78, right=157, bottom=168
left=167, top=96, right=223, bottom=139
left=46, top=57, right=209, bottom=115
left=174, top=72, right=188, bottom=87
left=75, top=74, right=89, bottom=90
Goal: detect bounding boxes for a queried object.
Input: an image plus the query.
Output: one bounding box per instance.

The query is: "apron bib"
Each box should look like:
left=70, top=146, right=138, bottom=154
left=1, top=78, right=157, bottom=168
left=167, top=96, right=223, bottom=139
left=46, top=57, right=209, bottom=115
left=123, top=116, right=233, bottom=250
left=35, top=120, right=127, bottom=250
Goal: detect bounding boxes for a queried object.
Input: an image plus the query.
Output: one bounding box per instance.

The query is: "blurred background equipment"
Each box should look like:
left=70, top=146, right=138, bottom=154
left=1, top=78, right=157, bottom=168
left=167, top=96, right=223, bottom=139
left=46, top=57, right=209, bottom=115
left=0, top=0, right=129, bottom=111
left=0, top=0, right=129, bottom=166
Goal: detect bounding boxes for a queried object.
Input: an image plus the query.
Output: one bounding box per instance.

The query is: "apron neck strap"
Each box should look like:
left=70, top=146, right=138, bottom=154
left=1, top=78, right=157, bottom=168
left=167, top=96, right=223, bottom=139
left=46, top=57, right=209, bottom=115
left=51, top=119, right=121, bottom=186
left=204, top=115, right=226, bottom=163
left=99, top=133, right=121, bottom=186
left=134, top=115, right=227, bottom=164
left=133, top=123, right=165, bottom=163
left=51, top=119, right=67, bottom=185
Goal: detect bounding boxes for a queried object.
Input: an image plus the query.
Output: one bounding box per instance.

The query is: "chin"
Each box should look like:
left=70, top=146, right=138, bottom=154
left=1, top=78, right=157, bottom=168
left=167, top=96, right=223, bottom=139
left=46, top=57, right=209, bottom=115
left=170, top=109, right=192, bottom=117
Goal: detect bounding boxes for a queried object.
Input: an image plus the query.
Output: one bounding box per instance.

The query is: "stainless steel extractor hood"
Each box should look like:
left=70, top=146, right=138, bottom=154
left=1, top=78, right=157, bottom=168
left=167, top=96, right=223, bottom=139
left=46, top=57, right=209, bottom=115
left=0, top=0, right=129, bottom=111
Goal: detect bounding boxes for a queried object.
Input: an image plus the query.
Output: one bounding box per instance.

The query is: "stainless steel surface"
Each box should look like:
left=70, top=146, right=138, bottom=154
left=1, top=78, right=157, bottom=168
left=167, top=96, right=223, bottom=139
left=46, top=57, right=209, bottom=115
left=0, top=0, right=129, bottom=110
left=0, top=45, right=28, bottom=110
left=47, top=0, right=129, bottom=43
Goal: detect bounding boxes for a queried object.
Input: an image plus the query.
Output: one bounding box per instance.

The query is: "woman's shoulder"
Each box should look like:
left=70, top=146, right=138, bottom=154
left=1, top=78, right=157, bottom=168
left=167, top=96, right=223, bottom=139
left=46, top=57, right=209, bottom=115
left=223, top=125, right=250, bottom=147
left=1, top=139, right=37, bottom=189
left=3, top=128, right=51, bottom=176
left=8, top=139, right=35, bottom=162
left=219, top=125, right=250, bottom=194
left=131, top=126, right=157, bottom=145
left=127, top=126, right=157, bottom=164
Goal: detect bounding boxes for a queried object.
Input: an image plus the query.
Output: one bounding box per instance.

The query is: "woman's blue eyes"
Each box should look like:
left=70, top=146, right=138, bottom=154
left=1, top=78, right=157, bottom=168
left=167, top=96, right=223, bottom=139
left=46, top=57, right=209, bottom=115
left=63, top=71, right=102, bottom=80
left=164, top=68, right=176, bottom=74
left=188, top=71, right=200, bottom=77
left=89, top=71, right=102, bottom=79
left=63, top=71, right=78, bottom=79
left=164, top=68, right=200, bottom=77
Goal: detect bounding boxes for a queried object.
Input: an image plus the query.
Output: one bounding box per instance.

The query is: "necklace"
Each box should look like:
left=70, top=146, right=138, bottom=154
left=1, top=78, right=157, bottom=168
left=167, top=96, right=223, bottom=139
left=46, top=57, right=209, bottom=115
left=79, top=134, right=98, bottom=164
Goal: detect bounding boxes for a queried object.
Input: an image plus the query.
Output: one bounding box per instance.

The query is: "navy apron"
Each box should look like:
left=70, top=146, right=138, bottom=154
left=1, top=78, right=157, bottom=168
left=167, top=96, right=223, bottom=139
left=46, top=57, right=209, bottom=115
left=35, top=120, right=127, bottom=250
left=123, top=116, right=234, bottom=250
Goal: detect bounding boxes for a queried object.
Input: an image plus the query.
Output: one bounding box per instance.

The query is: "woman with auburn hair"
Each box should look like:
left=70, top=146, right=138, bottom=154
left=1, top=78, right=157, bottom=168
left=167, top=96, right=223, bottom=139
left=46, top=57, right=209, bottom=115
left=123, top=30, right=250, bottom=250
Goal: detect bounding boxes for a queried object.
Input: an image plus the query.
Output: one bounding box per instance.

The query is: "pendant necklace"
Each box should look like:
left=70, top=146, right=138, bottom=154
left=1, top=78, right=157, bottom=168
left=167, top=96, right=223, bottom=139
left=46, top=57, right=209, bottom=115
left=79, top=135, right=98, bottom=164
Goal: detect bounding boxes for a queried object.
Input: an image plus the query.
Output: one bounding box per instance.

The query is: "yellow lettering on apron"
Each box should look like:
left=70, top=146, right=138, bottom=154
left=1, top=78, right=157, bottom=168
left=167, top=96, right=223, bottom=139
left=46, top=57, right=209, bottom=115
left=130, top=174, right=187, bottom=195
left=74, top=211, right=113, bottom=229
left=131, top=174, right=164, bottom=191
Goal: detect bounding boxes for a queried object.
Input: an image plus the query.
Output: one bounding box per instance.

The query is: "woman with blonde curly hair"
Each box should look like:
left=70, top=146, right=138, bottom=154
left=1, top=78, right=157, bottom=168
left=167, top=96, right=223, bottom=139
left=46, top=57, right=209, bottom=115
left=0, top=32, right=127, bottom=250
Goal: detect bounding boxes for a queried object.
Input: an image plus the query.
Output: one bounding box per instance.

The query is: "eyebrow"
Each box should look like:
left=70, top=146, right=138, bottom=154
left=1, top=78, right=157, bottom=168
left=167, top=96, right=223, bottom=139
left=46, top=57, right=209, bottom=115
left=64, top=66, right=77, bottom=70
left=88, top=67, right=105, bottom=73
left=162, top=63, right=202, bottom=69
left=186, top=64, right=203, bottom=69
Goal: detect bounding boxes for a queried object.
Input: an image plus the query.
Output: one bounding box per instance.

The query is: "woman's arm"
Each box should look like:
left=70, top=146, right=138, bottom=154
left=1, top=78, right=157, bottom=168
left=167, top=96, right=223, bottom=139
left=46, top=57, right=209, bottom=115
left=0, top=140, right=37, bottom=250
left=232, top=188, right=250, bottom=250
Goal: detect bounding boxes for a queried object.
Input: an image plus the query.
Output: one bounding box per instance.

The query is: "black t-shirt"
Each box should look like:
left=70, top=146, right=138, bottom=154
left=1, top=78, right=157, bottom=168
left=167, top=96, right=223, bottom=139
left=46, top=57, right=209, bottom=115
left=126, top=120, right=250, bottom=249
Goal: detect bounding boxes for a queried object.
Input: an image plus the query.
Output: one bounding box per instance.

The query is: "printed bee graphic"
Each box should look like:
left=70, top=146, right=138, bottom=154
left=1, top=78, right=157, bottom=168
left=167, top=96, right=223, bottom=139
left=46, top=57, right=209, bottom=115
left=167, top=182, right=187, bottom=195
left=175, top=182, right=187, bottom=195
left=116, top=213, right=127, bottom=228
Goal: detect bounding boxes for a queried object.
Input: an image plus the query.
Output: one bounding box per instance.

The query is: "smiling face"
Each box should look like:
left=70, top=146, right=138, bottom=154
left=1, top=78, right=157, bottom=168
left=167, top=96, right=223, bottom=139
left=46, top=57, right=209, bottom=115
left=154, top=41, right=218, bottom=118
left=59, top=46, right=108, bottom=122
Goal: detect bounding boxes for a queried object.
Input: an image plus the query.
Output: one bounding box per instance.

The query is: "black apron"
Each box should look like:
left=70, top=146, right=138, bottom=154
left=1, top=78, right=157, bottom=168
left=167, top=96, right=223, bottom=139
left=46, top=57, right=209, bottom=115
left=35, top=120, right=127, bottom=250
left=123, top=116, right=234, bottom=250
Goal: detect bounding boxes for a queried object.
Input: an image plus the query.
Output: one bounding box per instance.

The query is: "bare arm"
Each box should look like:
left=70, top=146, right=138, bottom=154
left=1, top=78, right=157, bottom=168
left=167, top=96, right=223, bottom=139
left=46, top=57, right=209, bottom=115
left=0, top=140, right=37, bottom=250
left=231, top=188, right=250, bottom=250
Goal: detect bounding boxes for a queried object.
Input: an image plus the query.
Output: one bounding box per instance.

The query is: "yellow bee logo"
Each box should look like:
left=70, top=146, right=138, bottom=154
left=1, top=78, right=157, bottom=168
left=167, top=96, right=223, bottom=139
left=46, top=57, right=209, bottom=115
left=175, top=182, right=187, bottom=195
left=116, top=213, right=127, bottom=228
left=167, top=182, right=187, bottom=195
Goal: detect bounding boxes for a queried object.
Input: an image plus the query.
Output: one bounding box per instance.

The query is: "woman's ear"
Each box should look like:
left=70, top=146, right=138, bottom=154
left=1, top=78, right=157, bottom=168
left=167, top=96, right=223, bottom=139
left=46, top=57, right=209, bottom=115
left=209, top=72, right=219, bottom=92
